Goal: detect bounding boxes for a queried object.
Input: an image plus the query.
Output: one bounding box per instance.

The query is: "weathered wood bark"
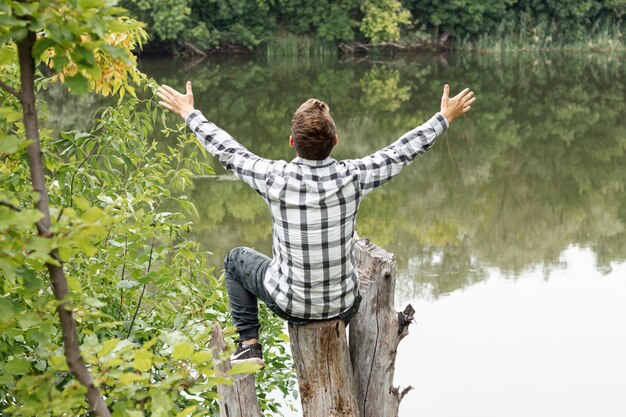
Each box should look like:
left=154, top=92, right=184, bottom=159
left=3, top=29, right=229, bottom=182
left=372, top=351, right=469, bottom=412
left=288, top=320, right=360, bottom=417
left=210, top=323, right=261, bottom=417
left=16, top=31, right=111, bottom=417
left=349, top=237, right=415, bottom=417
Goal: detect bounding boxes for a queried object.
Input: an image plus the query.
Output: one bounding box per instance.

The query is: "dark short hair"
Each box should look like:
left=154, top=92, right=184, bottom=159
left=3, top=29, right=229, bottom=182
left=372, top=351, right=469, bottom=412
left=291, top=98, right=336, bottom=160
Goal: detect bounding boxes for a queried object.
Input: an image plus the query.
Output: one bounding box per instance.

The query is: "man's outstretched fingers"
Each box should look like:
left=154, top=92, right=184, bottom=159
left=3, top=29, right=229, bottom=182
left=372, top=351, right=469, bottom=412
left=462, top=91, right=475, bottom=104
left=156, top=91, right=173, bottom=105
left=454, top=88, right=470, bottom=100
left=159, top=100, right=173, bottom=110
left=157, top=87, right=174, bottom=100
left=161, top=84, right=180, bottom=97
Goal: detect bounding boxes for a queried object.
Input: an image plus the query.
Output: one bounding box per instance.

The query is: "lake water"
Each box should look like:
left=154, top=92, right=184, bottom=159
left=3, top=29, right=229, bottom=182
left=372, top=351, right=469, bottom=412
left=137, top=52, right=626, bottom=416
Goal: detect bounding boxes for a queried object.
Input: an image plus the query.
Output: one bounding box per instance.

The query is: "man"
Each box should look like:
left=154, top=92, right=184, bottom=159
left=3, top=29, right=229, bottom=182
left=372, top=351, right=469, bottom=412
left=157, top=82, right=475, bottom=368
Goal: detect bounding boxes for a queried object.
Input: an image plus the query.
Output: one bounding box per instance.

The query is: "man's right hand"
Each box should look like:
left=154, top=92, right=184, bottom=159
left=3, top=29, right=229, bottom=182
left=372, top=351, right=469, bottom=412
left=440, top=84, right=476, bottom=123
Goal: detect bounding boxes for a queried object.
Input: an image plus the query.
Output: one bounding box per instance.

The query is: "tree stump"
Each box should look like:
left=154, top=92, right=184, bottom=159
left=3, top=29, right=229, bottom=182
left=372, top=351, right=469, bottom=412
left=210, top=323, right=261, bottom=417
left=213, top=237, right=413, bottom=416
left=350, top=237, right=415, bottom=417
left=288, top=319, right=360, bottom=417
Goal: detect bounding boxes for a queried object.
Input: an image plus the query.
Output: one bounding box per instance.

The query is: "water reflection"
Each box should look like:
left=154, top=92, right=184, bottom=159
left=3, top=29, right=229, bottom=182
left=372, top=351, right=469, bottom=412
left=139, top=52, right=626, bottom=298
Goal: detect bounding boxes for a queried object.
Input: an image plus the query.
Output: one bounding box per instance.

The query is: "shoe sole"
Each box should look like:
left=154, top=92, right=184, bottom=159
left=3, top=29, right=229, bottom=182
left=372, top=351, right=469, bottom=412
left=230, top=357, right=265, bottom=370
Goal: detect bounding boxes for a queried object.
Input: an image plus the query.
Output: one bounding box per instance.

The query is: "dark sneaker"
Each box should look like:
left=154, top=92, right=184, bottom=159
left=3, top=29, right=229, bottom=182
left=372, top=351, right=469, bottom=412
left=229, top=342, right=265, bottom=369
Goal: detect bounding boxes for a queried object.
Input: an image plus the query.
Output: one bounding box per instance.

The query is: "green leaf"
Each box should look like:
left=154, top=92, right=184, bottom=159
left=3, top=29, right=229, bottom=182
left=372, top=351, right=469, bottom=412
left=0, top=208, right=43, bottom=230
left=32, top=38, right=56, bottom=60
left=0, top=135, right=29, bottom=154
left=0, top=374, right=14, bottom=386
left=17, top=312, right=39, bottom=330
left=151, top=391, right=173, bottom=417
left=50, top=355, right=69, bottom=371
left=99, top=338, right=120, bottom=358
left=176, top=406, right=198, bottom=417
left=117, top=279, right=139, bottom=289
left=84, top=296, right=106, bottom=308
left=7, top=27, right=27, bottom=42
left=16, top=266, right=42, bottom=291
left=0, top=106, right=22, bottom=123
left=97, top=195, right=114, bottom=204
left=64, top=73, right=89, bottom=95
left=228, top=361, right=262, bottom=375
left=142, top=336, right=159, bottom=350
left=172, top=341, right=194, bottom=360
left=0, top=45, right=16, bottom=65
left=3, top=358, right=31, bottom=375
left=67, top=275, right=82, bottom=293
left=190, top=350, right=212, bottom=365
left=72, top=44, right=96, bottom=68
left=26, top=236, right=54, bottom=253
left=78, top=0, right=106, bottom=9
left=133, top=349, right=152, bottom=372
left=9, top=1, right=35, bottom=16
left=81, top=206, right=105, bottom=222
left=0, top=297, right=19, bottom=322
left=0, top=15, right=28, bottom=28
left=118, top=372, right=144, bottom=384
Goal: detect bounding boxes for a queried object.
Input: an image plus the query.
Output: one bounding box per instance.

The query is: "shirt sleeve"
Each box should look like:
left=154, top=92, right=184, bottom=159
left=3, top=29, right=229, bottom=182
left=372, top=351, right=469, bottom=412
left=346, top=112, right=448, bottom=196
left=185, top=110, right=274, bottom=196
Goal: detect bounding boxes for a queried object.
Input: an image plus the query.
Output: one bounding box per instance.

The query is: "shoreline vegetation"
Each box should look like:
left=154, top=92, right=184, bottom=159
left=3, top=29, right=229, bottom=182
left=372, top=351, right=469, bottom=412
left=146, top=23, right=626, bottom=59
left=157, top=30, right=626, bottom=61
left=121, top=0, right=626, bottom=58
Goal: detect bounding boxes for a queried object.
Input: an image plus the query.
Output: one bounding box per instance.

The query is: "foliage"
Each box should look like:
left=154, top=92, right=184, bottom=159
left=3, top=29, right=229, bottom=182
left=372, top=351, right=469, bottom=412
left=0, top=0, right=147, bottom=97
left=405, top=0, right=626, bottom=47
left=150, top=0, right=191, bottom=41
left=278, top=0, right=358, bottom=43
left=1, top=1, right=295, bottom=415
left=112, top=0, right=626, bottom=52
left=359, top=0, right=412, bottom=43
left=404, top=0, right=517, bottom=39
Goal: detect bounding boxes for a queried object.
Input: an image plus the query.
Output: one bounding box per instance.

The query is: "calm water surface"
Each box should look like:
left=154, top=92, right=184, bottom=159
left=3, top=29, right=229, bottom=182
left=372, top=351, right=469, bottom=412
left=138, top=52, right=626, bottom=416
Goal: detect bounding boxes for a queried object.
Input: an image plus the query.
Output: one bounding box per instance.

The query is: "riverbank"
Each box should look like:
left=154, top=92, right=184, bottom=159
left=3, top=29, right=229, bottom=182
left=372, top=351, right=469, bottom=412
left=140, top=29, right=625, bottom=60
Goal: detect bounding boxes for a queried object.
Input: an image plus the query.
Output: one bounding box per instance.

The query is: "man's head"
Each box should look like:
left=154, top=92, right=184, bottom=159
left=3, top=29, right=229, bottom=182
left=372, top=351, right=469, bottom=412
left=290, top=98, right=337, bottom=160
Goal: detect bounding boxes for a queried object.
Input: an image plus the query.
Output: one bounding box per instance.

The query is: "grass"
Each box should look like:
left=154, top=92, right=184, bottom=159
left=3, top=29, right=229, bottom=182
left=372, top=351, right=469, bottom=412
left=458, top=16, right=625, bottom=53
left=261, top=32, right=338, bottom=58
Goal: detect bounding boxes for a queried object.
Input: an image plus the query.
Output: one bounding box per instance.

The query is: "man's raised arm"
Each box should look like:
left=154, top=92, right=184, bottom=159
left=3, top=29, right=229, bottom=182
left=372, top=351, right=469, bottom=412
left=348, top=84, right=475, bottom=195
left=157, top=82, right=274, bottom=196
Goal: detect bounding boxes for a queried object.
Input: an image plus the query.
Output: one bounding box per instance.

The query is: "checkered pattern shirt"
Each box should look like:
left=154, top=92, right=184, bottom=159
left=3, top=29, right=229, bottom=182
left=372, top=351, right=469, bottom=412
left=186, top=110, right=448, bottom=319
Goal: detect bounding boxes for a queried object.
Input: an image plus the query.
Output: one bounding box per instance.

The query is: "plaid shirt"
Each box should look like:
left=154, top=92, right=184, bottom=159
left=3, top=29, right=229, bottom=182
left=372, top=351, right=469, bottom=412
left=186, top=110, right=448, bottom=319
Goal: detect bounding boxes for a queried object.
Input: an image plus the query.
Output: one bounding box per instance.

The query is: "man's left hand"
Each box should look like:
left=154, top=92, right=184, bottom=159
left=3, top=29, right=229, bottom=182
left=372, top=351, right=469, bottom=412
left=157, top=81, right=195, bottom=119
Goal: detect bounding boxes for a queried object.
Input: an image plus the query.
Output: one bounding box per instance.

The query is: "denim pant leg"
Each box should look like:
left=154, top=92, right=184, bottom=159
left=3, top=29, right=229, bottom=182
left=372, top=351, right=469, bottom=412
left=224, top=247, right=274, bottom=340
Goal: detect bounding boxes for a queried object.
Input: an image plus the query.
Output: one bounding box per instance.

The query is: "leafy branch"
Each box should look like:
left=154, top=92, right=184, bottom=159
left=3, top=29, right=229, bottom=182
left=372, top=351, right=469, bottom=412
left=0, top=79, right=21, bottom=100
left=0, top=200, right=22, bottom=212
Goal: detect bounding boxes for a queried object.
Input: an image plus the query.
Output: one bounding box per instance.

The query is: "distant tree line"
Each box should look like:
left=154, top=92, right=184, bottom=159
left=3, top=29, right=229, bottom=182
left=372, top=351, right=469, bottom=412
left=120, top=0, right=626, bottom=53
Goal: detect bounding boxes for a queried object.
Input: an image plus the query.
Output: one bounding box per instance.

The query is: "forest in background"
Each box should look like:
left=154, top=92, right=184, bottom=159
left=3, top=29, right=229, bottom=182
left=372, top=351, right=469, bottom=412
left=120, top=0, right=626, bottom=53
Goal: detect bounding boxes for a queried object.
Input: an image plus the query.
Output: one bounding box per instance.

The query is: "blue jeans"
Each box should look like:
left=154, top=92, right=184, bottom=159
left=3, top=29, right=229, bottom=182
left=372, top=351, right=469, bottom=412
left=224, top=246, right=361, bottom=340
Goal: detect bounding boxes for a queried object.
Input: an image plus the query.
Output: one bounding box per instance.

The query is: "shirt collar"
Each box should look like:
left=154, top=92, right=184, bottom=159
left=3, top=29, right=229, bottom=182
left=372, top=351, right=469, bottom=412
left=291, top=156, right=336, bottom=168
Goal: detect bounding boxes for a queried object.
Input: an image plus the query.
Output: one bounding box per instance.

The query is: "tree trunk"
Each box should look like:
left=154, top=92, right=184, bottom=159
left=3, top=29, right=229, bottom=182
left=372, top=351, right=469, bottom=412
left=288, top=320, right=360, bottom=417
left=349, top=237, right=415, bottom=417
left=210, top=323, right=262, bottom=417
left=17, top=31, right=111, bottom=417
left=285, top=237, right=414, bottom=417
